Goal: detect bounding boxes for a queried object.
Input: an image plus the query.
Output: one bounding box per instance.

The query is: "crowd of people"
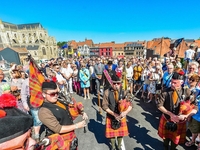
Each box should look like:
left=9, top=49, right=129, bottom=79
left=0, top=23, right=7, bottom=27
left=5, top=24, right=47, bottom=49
left=1, top=43, right=200, bottom=150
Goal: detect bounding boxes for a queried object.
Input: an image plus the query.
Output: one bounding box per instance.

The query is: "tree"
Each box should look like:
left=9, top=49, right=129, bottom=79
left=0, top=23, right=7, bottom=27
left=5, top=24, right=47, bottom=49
left=57, top=41, right=67, bottom=48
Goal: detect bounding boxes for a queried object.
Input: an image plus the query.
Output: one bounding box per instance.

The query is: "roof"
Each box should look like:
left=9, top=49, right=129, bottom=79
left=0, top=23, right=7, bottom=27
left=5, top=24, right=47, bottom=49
left=184, top=39, right=195, bottom=43
left=99, top=42, right=115, bottom=48
left=2, top=21, right=18, bottom=29
left=1, top=47, right=28, bottom=53
left=195, top=40, right=200, bottom=47
left=146, top=38, right=171, bottom=56
left=113, top=43, right=125, bottom=51
left=26, top=45, right=39, bottom=50
left=17, top=23, right=43, bottom=29
left=68, top=40, right=78, bottom=49
left=77, top=39, right=94, bottom=46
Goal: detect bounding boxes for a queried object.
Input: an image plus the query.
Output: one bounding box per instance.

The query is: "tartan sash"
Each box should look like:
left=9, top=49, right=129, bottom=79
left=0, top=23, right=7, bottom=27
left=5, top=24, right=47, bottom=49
left=103, top=69, right=113, bottom=88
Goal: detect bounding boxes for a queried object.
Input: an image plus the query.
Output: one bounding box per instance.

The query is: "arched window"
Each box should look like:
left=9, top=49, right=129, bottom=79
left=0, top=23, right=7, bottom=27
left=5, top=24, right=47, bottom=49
left=34, top=51, right=37, bottom=56
left=33, top=33, right=36, bottom=37
left=42, top=47, right=46, bottom=55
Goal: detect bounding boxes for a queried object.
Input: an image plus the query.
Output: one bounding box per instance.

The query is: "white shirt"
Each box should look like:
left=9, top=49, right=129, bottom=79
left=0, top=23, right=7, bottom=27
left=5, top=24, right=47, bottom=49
left=126, top=67, right=133, bottom=79
left=185, top=49, right=195, bottom=60
left=61, top=67, right=73, bottom=81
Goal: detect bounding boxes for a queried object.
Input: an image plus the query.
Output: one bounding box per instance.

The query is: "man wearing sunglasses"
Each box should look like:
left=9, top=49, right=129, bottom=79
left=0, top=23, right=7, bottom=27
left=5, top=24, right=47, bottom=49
left=157, top=70, right=197, bottom=150
left=102, top=75, right=132, bottom=150
left=38, top=81, right=87, bottom=150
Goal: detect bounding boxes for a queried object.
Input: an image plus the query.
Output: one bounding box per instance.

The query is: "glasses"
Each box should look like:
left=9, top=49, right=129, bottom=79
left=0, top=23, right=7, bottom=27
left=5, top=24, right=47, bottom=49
left=189, top=68, right=195, bottom=70
left=113, top=83, right=121, bottom=85
left=45, top=92, right=59, bottom=97
left=189, top=78, right=195, bottom=82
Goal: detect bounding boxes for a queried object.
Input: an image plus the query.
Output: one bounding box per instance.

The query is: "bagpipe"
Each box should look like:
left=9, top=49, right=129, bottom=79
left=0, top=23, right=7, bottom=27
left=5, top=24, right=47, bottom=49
left=28, top=54, right=87, bottom=132
left=174, top=88, right=195, bottom=116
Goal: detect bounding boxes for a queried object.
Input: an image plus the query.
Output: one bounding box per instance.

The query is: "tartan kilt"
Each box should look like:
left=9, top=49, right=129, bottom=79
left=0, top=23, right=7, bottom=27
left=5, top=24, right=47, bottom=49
left=158, top=114, right=186, bottom=145
left=45, top=131, right=76, bottom=150
left=105, top=115, right=129, bottom=138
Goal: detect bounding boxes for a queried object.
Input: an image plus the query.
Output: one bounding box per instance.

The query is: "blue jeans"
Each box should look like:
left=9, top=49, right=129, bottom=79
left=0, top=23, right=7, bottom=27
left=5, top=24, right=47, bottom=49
left=30, top=108, right=42, bottom=126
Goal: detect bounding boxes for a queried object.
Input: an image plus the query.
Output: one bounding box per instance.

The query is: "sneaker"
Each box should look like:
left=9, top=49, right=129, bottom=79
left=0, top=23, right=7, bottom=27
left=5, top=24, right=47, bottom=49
left=84, top=97, right=86, bottom=100
left=88, top=96, right=90, bottom=99
left=146, top=100, right=151, bottom=103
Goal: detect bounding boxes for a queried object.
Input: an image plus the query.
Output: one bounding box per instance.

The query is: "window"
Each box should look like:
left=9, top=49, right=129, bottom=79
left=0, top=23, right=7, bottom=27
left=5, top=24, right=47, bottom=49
left=42, top=47, right=46, bottom=55
left=118, top=53, right=120, bottom=55
left=50, top=47, right=52, bottom=54
left=34, top=51, right=37, bottom=56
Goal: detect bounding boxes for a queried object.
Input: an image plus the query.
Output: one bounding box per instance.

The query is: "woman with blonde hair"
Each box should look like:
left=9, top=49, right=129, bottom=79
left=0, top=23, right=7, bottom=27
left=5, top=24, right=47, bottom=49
left=79, top=63, right=90, bottom=99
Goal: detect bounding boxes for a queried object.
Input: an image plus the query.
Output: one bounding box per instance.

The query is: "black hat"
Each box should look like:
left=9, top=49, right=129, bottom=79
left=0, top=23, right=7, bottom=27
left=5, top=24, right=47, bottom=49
left=112, top=74, right=121, bottom=83
left=42, top=81, right=57, bottom=90
left=172, top=70, right=185, bottom=80
left=107, top=60, right=113, bottom=65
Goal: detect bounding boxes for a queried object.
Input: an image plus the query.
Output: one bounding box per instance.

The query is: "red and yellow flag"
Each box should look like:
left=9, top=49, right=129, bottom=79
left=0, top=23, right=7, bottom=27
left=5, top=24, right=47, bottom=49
left=29, top=60, right=45, bottom=108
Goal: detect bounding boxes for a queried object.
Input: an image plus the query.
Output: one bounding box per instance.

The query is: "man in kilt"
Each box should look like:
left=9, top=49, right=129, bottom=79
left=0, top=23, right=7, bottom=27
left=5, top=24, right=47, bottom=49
left=102, top=74, right=132, bottom=150
left=157, top=69, right=197, bottom=150
left=38, top=81, right=88, bottom=150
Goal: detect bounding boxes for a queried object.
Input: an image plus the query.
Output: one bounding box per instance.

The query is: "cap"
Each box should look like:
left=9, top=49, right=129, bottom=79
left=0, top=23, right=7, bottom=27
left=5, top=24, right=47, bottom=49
left=172, top=70, right=185, bottom=80
left=42, top=81, right=57, bottom=90
left=112, top=74, right=121, bottom=83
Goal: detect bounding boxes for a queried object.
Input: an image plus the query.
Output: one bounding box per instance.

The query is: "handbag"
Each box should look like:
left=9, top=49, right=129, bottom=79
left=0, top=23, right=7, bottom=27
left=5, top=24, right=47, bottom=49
left=111, top=119, right=121, bottom=130
left=165, top=121, right=177, bottom=132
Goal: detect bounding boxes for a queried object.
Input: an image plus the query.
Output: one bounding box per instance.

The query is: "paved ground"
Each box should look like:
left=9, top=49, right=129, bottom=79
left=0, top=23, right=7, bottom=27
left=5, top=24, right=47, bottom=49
left=72, top=92, right=197, bottom=150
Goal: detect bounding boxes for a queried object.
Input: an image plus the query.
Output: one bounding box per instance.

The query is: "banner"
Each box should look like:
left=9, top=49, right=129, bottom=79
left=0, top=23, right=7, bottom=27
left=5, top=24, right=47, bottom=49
left=29, top=60, right=45, bottom=108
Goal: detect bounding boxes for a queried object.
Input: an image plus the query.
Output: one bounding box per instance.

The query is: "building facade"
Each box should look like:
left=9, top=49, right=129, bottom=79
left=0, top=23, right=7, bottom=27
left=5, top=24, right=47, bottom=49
left=90, top=46, right=100, bottom=57
left=77, top=39, right=94, bottom=58
left=112, top=43, right=125, bottom=59
left=124, top=42, right=145, bottom=58
left=0, top=20, right=58, bottom=61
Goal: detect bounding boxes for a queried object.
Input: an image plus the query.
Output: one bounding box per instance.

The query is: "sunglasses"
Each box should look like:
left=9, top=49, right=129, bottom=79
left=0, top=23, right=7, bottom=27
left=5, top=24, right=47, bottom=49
left=189, top=78, right=195, bottom=82
left=189, top=68, right=195, bottom=70
left=113, top=83, right=121, bottom=85
left=45, top=92, right=59, bottom=97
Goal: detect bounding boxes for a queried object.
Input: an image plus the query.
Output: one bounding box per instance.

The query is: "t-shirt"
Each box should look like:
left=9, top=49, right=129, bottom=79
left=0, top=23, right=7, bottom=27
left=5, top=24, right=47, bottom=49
left=133, top=66, right=143, bottom=80
left=126, top=67, right=133, bottom=79
left=61, top=67, right=73, bottom=81
left=184, top=49, right=195, bottom=60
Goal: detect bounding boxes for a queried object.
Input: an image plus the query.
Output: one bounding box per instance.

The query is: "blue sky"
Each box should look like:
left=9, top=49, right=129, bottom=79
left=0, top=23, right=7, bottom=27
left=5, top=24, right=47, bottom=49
left=0, top=0, right=200, bottom=43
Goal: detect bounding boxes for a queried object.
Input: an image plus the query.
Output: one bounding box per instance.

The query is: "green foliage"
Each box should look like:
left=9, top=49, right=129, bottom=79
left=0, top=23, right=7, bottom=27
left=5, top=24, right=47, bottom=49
left=57, top=41, right=67, bottom=48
